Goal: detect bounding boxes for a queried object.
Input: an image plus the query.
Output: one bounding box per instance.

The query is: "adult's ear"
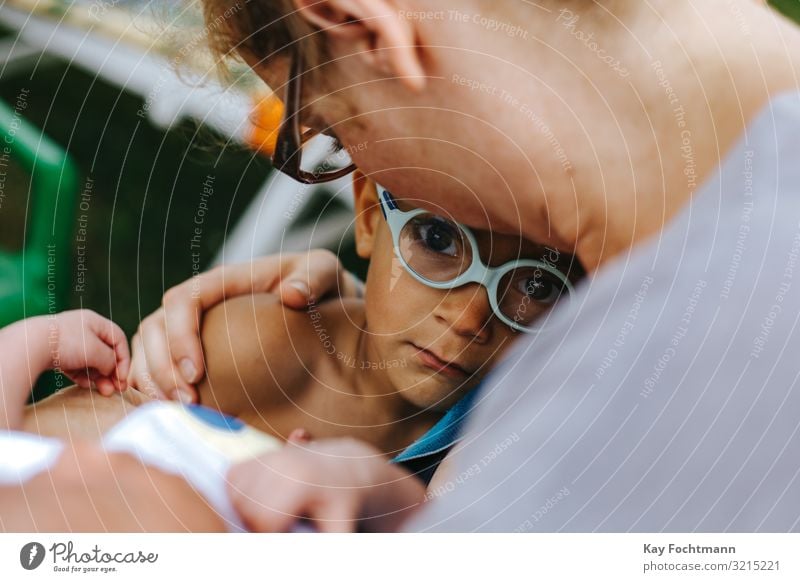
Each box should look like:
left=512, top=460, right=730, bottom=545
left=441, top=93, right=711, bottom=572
left=292, top=0, right=425, bottom=91
left=352, top=171, right=383, bottom=259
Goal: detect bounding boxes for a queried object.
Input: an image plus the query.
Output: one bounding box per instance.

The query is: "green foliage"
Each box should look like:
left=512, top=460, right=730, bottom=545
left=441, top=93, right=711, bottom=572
left=770, top=0, right=800, bottom=22
left=0, top=63, right=268, bottom=337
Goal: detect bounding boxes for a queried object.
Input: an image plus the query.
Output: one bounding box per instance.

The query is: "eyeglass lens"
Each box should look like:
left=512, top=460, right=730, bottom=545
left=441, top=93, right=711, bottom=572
left=397, top=213, right=569, bottom=327
left=399, top=213, right=474, bottom=283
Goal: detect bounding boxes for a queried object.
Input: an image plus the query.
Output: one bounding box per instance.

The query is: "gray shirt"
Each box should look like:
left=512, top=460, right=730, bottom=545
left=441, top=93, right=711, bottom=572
left=409, top=92, right=800, bottom=532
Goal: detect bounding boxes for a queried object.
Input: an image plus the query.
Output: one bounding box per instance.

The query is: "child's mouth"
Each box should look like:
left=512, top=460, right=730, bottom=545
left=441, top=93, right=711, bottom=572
left=410, top=343, right=472, bottom=380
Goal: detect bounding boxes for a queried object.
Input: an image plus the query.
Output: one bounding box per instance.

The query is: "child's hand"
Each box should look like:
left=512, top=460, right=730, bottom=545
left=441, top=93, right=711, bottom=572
left=50, top=310, right=130, bottom=396
left=127, top=249, right=359, bottom=402
left=226, top=438, right=426, bottom=533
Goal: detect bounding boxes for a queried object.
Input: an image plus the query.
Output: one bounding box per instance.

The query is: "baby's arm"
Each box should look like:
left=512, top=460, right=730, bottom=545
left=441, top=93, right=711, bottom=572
left=0, top=317, right=52, bottom=430
left=0, top=310, right=130, bottom=431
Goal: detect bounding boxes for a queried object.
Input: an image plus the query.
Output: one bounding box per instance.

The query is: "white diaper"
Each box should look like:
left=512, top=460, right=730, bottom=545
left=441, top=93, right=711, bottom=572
left=0, top=402, right=281, bottom=531
left=0, top=430, right=63, bottom=483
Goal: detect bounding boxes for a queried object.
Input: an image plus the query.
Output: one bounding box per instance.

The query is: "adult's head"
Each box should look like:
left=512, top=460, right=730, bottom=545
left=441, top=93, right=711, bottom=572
left=204, top=0, right=800, bottom=270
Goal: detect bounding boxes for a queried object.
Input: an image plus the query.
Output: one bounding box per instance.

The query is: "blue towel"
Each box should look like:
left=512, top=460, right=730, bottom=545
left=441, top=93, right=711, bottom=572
left=393, top=384, right=481, bottom=465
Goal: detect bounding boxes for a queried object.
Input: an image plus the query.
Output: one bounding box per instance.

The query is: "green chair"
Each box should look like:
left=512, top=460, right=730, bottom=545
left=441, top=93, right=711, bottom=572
left=0, top=98, right=79, bottom=328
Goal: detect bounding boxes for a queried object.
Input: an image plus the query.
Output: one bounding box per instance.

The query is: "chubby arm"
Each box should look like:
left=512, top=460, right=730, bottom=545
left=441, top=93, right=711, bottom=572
left=0, top=311, right=129, bottom=431
left=0, top=317, right=51, bottom=430
left=127, top=250, right=362, bottom=402
left=197, top=293, right=316, bottom=422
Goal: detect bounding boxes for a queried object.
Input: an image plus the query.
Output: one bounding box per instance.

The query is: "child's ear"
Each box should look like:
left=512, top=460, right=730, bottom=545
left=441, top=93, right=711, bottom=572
left=352, top=172, right=382, bottom=259
left=292, top=0, right=425, bottom=91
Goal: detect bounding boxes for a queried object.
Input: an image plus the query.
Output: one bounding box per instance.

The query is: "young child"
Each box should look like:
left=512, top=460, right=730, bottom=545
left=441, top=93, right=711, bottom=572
left=17, top=175, right=583, bottom=490
left=195, top=173, right=582, bottom=459
left=21, top=174, right=580, bottom=466
left=0, top=309, right=129, bottom=431
left=5, top=175, right=580, bottom=530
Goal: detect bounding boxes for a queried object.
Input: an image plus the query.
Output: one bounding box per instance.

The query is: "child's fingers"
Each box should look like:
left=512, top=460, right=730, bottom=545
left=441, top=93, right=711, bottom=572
left=141, top=318, right=197, bottom=402
left=68, top=311, right=128, bottom=390
left=82, top=332, right=119, bottom=378
left=238, top=489, right=306, bottom=533
left=90, top=315, right=130, bottom=381
left=110, top=370, right=127, bottom=393
left=277, top=280, right=313, bottom=309
left=64, top=369, right=92, bottom=389
left=113, top=340, right=130, bottom=388
left=309, top=496, right=359, bottom=533
left=277, top=249, right=344, bottom=307
left=127, top=334, right=171, bottom=400
left=162, top=296, right=205, bottom=385
left=95, top=377, right=117, bottom=397
left=227, top=458, right=311, bottom=533
left=287, top=428, right=313, bottom=444
left=69, top=370, right=96, bottom=391
left=65, top=369, right=118, bottom=396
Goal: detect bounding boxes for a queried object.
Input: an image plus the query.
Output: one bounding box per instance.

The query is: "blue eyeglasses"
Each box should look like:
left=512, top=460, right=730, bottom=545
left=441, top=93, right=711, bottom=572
left=377, top=186, right=573, bottom=333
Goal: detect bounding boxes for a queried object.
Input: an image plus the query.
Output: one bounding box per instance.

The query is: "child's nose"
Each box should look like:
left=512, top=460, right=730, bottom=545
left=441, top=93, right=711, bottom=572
left=434, top=283, right=494, bottom=343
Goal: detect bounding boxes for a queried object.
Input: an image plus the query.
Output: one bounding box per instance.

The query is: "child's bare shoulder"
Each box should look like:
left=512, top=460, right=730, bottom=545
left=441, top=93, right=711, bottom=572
left=204, top=293, right=362, bottom=349
left=198, top=294, right=362, bottom=411
left=202, top=293, right=316, bottom=374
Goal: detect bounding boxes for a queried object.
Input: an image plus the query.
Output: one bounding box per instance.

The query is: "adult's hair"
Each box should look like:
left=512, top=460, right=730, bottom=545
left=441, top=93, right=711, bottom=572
left=203, top=0, right=327, bottom=81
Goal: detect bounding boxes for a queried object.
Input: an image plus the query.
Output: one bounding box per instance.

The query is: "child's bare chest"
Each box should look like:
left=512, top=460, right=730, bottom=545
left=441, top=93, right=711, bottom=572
left=238, top=376, right=434, bottom=454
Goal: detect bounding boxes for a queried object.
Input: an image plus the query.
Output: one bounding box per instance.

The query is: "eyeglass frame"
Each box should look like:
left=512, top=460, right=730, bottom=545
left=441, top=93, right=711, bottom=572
left=272, top=49, right=358, bottom=185
left=376, top=185, right=574, bottom=333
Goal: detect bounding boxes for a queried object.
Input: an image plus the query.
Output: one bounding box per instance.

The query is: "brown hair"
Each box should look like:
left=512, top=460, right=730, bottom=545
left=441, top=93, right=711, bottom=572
left=202, top=1, right=326, bottom=78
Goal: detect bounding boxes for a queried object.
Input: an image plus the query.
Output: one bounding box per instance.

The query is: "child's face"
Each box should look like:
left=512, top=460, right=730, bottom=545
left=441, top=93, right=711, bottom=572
left=353, top=175, right=579, bottom=411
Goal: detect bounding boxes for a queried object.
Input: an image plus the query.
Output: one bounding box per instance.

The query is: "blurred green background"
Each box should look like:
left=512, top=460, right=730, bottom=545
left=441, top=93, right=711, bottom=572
left=0, top=61, right=269, bottom=332
left=772, top=0, right=800, bottom=21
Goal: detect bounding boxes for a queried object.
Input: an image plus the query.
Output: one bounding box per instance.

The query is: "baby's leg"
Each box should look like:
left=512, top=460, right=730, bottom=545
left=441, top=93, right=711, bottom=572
left=23, top=387, right=153, bottom=440
left=0, top=441, right=225, bottom=532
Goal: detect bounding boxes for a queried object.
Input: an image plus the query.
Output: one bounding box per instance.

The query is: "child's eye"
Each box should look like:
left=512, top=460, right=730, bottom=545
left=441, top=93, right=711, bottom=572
left=517, top=272, right=564, bottom=305
left=412, top=217, right=462, bottom=257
